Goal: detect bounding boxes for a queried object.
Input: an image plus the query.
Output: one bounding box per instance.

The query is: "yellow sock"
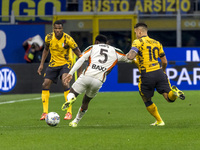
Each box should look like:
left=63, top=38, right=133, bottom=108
left=168, top=90, right=178, bottom=101
left=42, top=90, right=50, bottom=113
left=146, top=103, right=162, bottom=122
left=64, top=90, right=72, bottom=114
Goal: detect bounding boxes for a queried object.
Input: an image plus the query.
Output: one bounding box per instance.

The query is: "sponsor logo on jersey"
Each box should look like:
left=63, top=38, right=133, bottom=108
left=0, top=67, right=16, bottom=92
left=92, top=64, right=107, bottom=72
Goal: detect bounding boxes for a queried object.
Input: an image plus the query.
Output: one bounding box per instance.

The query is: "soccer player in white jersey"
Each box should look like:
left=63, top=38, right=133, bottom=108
left=61, top=34, right=131, bottom=127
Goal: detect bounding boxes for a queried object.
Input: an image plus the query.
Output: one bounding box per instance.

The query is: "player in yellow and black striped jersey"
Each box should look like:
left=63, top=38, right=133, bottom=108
left=131, top=35, right=165, bottom=73
left=127, top=23, right=185, bottom=126
left=37, top=20, right=82, bottom=121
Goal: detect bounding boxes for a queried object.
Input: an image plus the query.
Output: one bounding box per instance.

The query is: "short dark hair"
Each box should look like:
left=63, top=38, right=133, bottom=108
left=134, top=23, right=148, bottom=29
left=95, top=34, right=107, bottom=43
left=54, top=20, right=63, bottom=27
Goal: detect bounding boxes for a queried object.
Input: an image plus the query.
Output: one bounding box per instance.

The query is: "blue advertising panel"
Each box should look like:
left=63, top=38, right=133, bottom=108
left=0, top=0, right=66, bottom=23
left=164, top=47, right=200, bottom=62
left=0, top=25, right=45, bottom=63
left=79, top=0, right=191, bottom=14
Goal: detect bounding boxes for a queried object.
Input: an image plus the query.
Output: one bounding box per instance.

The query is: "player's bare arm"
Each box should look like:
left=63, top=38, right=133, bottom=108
left=64, top=74, right=73, bottom=83
left=73, top=47, right=83, bottom=76
left=126, top=50, right=137, bottom=60
left=64, top=56, right=85, bottom=85
left=73, top=47, right=82, bottom=58
left=160, top=56, right=168, bottom=73
left=37, top=44, right=49, bottom=75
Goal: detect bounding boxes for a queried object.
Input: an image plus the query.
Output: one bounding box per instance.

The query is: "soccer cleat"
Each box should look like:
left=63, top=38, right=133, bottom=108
left=171, top=85, right=185, bottom=100
left=150, top=120, right=165, bottom=126
left=64, top=112, right=72, bottom=120
left=61, top=97, right=76, bottom=111
left=40, top=113, right=47, bottom=120
left=69, top=121, right=78, bottom=127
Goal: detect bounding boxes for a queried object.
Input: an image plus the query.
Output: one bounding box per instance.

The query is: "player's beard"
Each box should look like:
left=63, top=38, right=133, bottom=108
left=55, top=32, right=63, bottom=39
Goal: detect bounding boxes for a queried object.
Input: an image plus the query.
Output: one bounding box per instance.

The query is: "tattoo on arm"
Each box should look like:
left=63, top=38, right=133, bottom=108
left=127, top=50, right=137, bottom=60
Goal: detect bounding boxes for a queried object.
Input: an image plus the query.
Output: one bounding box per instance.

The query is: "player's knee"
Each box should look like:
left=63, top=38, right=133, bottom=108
left=42, top=81, right=50, bottom=89
left=67, top=93, right=76, bottom=101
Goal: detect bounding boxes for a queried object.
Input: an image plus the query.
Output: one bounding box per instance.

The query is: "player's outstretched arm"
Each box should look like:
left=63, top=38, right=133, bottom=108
left=73, top=47, right=83, bottom=76
left=73, top=47, right=82, bottom=58
left=126, top=50, right=137, bottom=60
left=64, top=74, right=73, bottom=83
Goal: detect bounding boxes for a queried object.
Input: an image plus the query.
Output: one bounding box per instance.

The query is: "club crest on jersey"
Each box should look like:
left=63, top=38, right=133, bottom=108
left=92, top=64, right=106, bottom=71
left=62, top=43, right=68, bottom=49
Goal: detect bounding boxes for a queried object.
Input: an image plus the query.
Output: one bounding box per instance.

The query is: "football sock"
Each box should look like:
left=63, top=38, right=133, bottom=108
left=146, top=102, right=162, bottom=122
left=73, top=107, right=87, bottom=124
left=64, top=89, right=72, bottom=114
left=168, top=90, right=178, bottom=101
left=42, top=90, right=50, bottom=113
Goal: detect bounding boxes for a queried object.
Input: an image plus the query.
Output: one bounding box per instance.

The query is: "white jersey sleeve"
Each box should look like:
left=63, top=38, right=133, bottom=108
left=68, top=46, right=92, bottom=75
left=115, top=48, right=132, bottom=63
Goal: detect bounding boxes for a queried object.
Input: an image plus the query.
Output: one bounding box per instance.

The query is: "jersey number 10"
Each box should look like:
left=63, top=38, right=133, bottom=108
left=147, top=46, right=159, bottom=61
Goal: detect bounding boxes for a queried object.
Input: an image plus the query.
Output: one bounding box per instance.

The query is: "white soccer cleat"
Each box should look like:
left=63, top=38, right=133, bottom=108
left=150, top=120, right=165, bottom=126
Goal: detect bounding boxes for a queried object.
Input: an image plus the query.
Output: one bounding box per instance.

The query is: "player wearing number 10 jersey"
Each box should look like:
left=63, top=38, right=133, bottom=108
left=127, top=23, right=185, bottom=126
left=61, top=34, right=131, bottom=127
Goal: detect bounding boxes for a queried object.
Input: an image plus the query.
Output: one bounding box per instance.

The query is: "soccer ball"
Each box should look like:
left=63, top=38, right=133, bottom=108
left=45, top=112, right=60, bottom=127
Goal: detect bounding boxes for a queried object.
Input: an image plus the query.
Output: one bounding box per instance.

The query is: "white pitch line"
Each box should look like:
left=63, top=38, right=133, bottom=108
left=0, top=94, right=63, bottom=105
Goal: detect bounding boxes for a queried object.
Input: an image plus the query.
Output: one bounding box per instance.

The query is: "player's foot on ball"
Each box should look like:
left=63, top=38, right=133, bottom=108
left=64, top=112, right=72, bottom=120
left=171, top=85, right=185, bottom=100
left=61, top=97, right=76, bottom=111
left=40, top=113, right=47, bottom=120
left=69, top=121, right=78, bottom=127
left=150, top=120, right=165, bottom=126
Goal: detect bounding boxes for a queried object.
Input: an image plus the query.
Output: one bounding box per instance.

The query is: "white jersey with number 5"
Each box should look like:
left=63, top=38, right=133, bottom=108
left=72, top=44, right=130, bottom=82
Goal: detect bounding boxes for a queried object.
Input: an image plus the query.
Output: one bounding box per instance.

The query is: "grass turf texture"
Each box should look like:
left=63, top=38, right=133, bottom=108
left=0, top=91, right=199, bottom=150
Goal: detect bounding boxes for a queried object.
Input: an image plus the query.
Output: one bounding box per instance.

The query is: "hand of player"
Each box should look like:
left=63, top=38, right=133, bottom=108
left=64, top=74, right=73, bottom=83
left=37, top=65, right=43, bottom=75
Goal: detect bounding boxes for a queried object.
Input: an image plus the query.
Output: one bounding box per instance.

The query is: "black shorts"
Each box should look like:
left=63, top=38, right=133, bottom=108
left=44, top=64, right=70, bottom=83
left=138, top=69, right=171, bottom=99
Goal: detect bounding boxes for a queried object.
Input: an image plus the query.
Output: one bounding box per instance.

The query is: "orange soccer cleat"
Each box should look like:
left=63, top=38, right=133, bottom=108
left=64, top=112, right=72, bottom=120
left=40, top=113, right=47, bottom=120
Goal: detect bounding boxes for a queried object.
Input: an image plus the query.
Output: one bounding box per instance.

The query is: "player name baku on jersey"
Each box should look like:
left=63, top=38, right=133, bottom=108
left=91, top=64, right=107, bottom=72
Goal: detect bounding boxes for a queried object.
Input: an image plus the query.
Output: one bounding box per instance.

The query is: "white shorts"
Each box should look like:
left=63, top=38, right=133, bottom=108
left=72, top=74, right=103, bottom=98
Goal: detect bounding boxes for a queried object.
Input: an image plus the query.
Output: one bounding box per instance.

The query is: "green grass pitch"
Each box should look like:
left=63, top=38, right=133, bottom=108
left=0, top=91, right=199, bottom=150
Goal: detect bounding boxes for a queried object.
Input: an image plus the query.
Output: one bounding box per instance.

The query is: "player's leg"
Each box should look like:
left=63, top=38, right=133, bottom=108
left=69, top=76, right=102, bottom=127
left=69, top=94, right=92, bottom=128
left=40, top=78, right=52, bottom=120
left=62, top=76, right=72, bottom=120
left=40, top=66, right=59, bottom=120
left=61, top=74, right=85, bottom=112
left=142, top=96, right=165, bottom=126
left=63, top=88, right=73, bottom=120
left=162, top=86, right=185, bottom=103
left=61, top=66, right=73, bottom=119
left=62, top=88, right=79, bottom=111
left=138, top=74, right=164, bottom=126
left=157, top=72, right=185, bottom=102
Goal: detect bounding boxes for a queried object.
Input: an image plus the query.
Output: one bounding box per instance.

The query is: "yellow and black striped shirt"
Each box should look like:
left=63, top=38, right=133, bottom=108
left=131, top=36, right=165, bottom=73
left=45, top=32, right=78, bottom=68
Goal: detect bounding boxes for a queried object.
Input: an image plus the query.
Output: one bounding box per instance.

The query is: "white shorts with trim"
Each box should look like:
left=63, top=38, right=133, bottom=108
left=72, top=74, right=103, bottom=98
